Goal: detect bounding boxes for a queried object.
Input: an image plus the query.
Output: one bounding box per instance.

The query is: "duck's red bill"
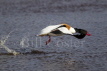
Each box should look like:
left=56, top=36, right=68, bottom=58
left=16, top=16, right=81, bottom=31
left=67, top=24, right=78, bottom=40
left=86, top=32, right=91, bottom=36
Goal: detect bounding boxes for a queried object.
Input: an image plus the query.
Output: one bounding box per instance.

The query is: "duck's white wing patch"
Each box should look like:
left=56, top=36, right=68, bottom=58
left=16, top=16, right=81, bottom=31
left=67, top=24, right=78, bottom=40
left=58, top=27, right=73, bottom=35
left=38, top=25, right=61, bottom=35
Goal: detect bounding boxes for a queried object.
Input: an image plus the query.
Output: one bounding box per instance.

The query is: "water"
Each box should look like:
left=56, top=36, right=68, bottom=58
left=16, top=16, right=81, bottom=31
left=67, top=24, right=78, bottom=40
left=0, top=0, right=107, bottom=71
left=0, top=30, right=19, bottom=55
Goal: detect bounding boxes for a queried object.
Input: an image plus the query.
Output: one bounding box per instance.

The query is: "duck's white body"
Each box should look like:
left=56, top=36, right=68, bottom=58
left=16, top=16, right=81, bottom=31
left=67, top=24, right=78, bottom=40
left=38, top=23, right=76, bottom=36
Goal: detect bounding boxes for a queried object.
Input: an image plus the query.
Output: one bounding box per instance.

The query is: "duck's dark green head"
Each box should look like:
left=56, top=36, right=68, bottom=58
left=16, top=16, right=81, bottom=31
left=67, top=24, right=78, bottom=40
left=72, top=28, right=91, bottom=39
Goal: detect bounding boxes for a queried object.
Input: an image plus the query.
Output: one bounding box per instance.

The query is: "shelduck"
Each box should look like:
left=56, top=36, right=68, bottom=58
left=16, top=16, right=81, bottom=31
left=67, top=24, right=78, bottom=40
left=37, top=23, right=91, bottom=45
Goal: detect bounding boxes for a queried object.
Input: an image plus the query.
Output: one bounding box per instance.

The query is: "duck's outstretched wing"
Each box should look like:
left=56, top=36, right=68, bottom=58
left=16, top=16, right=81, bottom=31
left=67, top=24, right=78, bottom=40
left=37, top=24, right=61, bottom=36
left=37, top=24, right=73, bottom=36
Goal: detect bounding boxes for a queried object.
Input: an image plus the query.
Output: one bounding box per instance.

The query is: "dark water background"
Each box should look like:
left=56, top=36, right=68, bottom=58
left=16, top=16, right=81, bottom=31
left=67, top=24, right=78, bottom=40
left=0, top=0, right=107, bottom=71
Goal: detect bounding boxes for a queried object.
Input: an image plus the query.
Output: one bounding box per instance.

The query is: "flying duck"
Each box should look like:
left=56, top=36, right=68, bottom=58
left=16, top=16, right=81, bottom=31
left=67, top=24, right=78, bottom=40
left=37, top=23, right=91, bottom=45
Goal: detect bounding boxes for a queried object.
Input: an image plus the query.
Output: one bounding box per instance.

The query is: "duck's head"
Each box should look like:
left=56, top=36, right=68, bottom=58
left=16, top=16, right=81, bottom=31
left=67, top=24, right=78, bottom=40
left=72, top=28, right=91, bottom=39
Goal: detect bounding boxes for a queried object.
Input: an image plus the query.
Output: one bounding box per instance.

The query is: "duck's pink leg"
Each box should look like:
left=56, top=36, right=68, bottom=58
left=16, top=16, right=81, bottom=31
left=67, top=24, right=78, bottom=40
left=46, top=36, right=51, bottom=45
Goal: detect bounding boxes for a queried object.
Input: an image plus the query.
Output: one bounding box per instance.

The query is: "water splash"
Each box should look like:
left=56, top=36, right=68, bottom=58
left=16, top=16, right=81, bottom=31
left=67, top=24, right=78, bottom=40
left=0, top=29, right=20, bottom=55
left=20, top=34, right=30, bottom=48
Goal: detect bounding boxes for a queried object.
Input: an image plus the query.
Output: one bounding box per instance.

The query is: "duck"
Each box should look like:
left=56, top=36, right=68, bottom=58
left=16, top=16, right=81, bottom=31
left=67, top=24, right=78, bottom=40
left=37, top=23, right=91, bottom=45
